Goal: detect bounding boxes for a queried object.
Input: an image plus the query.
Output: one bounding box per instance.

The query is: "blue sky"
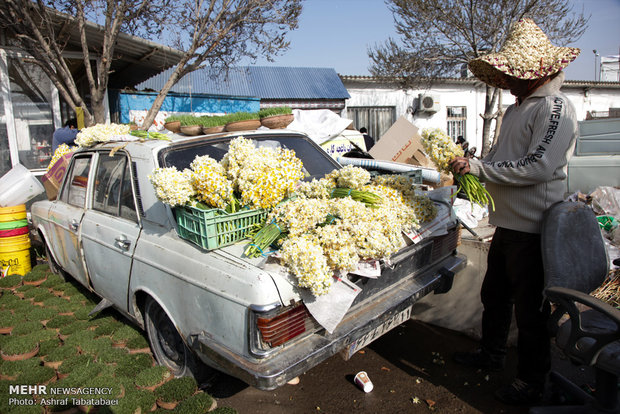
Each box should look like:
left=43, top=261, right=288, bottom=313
left=249, top=0, right=620, bottom=81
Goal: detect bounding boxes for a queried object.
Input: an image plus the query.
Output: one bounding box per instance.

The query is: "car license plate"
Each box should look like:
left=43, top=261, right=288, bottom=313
left=343, top=306, right=412, bottom=360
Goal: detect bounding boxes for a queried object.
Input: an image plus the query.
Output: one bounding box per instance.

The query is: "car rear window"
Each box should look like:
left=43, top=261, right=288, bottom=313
left=159, top=134, right=339, bottom=181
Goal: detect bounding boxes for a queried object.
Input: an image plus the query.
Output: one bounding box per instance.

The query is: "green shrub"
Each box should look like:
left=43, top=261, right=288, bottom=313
left=1, top=334, right=39, bottom=356
left=154, top=376, right=197, bottom=402
left=0, top=274, right=22, bottom=289
left=63, top=329, right=96, bottom=347
left=38, top=338, right=62, bottom=356
left=0, top=291, right=20, bottom=307
left=134, top=365, right=172, bottom=388
left=11, top=320, right=44, bottom=336
left=17, top=364, right=56, bottom=384
left=58, top=320, right=90, bottom=336
left=22, top=286, right=47, bottom=299
left=27, top=329, right=60, bottom=343
left=175, top=392, right=216, bottom=414
left=57, top=354, right=95, bottom=375
left=45, top=314, right=76, bottom=329
left=39, top=273, right=65, bottom=288
left=165, top=114, right=184, bottom=123
left=44, top=345, right=78, bottom=362
left=0, top=358, right=39, bottom=377
left=79, top=337, right=113, bottom=356
left=115, top=389, right=156, bottom=413
left=226, top=111, right=260, bottom=122
left=15, top=284, right=35, bottom=293
left=25, top=306, right=56, bottom=322
left=73, top=307, right=93, bottom=321
left=22, top=269, right=47, bottom=283
left=97, top=346, right=128, bottom=364
left=258, top=106, right=292, bottom=118
left=111, top=324, right=143, bottom=343
left=199, top=115, right=229, bottom=127
left=114, top=352, right=154, bottom=378
left=126, top=334, right=150, bottom=350
left=0, top=310, right=22, bottom=329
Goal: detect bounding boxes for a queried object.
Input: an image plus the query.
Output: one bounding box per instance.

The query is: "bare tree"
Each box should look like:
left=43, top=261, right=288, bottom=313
left=0, top=0, right=301, bottom=128
left=369, top=0, right=588, bottom=156
left=140, top=0, right=302, bottom=129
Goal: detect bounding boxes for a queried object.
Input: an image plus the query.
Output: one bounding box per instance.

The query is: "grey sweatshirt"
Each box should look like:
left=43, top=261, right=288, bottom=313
left=468, top=71, right=578, bottom=234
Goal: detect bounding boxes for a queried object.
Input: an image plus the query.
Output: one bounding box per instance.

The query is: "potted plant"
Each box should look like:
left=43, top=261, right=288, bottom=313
left=0, top=358, right=39, bottom=380
left=200, top=115, right=229, bottom=134
left=134, top=365, right=172, bottom=391
left=180, top=114, right=204, bottom=136
left=0, top=274, right=22, bottom=290
left=0, top=291, right=21, bottom=308
left=43, top=344, right=78, bottom=369
left=56, top=354, right=95, bottom=380
left=225, top=111, right=261, bottom=131
left=174, top=392, right=218, bottom=414
left=23, top=265, right=48, bottom=286
left=0, top=311, right=20, bottom=334
left=154, top=376, right=198, bottom=410
left=25, top=306, right=56, bottom=326
left=39, top=272, right=65, bottom=289
left=113, top=352, right=154, bottom=379
left=164, top=115, right=183, bottom=133
left=1, top=335, right=39, bottom=361
left=10, top=320, right=44, bottom=336
left=111, top=324, right=143, bottom=348
left=126, top=333, right=151, bottom=354
left=259, top=106, right=294, bottom=129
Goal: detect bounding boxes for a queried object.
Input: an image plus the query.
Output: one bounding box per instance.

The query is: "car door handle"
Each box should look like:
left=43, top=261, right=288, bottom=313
left=69, top=219, right=79, bottom=231
left=115, top=235, right=132, bottom=250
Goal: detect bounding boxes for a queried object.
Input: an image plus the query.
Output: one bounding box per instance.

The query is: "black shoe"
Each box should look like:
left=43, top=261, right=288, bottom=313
left=494, top=378, right=543, bottom=406
left=453, top=349, right=504, bottom=371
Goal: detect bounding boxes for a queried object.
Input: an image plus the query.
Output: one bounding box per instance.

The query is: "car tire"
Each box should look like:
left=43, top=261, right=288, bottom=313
left=144, top=297, right=203, bottom=379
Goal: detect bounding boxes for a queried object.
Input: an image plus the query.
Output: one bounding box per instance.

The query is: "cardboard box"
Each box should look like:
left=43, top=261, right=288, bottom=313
left=41, top=153, right=73, bottom=200
left=368, top=116, right=434, bottom=168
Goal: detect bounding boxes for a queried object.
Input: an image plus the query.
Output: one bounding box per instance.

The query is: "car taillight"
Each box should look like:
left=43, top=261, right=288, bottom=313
left=257, top=303, right=310, bottom=347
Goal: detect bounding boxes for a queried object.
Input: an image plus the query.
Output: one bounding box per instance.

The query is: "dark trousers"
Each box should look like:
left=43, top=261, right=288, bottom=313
left=480, top=227, right=551, bottom=385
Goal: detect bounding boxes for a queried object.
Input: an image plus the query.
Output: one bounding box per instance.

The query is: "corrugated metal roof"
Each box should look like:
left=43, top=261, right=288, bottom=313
left=136, top=66, right=351, bottom=100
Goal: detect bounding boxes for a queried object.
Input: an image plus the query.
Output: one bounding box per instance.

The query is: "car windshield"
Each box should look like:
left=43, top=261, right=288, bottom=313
left=159, top=134, right=340, bottom=181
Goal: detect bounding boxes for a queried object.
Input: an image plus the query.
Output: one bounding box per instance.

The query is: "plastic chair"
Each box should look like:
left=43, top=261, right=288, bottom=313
left=530, top=201, right=620, bottom=414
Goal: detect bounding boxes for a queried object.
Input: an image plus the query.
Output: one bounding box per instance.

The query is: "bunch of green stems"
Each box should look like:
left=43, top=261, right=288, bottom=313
left=330, top=188, right=382, bottom=207
left=455, top=173, right=495, bottom=211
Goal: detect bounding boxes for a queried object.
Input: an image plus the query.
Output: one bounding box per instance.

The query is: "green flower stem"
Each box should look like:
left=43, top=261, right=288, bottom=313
left=455, top=173, right=495, bottom=211
left=330, top=188, right=382, bottom=207
left=244, top=221, right=283, bottom=258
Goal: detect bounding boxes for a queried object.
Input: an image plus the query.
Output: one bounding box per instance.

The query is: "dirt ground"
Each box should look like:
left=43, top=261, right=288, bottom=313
left=204, top=319, right=595, bottom=414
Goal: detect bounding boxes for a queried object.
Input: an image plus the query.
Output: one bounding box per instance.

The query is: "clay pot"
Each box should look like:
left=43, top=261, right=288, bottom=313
left=156, top=399, right=179, bottom=410
left=225, top=119, right=261, bottom=132
left=164, top=121, right=181, bottom=133
left=202, top=125, right=226, bottom=134
left=1, top=343, right=39, bottom=361
left=261, top=114, right=294, bottom=129
left=180, top=125, right=203, bottom=136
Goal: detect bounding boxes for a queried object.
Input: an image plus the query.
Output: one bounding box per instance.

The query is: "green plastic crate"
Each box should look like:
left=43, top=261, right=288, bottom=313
left=175, top=205, right=268, bottom=250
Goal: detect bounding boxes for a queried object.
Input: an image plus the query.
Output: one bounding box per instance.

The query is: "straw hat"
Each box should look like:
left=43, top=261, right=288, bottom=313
left=468, top=18, right=580, bottom=89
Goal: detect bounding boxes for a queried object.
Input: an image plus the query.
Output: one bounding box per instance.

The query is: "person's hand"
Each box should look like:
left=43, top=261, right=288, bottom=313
left=450, top=157, right=470, bottom=175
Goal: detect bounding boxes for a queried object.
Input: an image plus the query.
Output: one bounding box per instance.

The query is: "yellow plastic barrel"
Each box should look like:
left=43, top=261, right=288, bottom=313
left=0, top=233, right=31, bottom=276
left=0, top=204, right=27, bottom=222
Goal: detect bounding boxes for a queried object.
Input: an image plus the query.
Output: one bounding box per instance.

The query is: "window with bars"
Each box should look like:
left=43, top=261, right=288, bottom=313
left=446, top=106, right=467, bottom=141
left=346, top=106, right=396, bottom=144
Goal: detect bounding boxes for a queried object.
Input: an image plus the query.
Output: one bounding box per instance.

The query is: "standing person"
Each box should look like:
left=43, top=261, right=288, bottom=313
left=360, top=127, right=374, bottom=151
left=450, top=18, right=580, bottom=405
left=52, top=118, right=79, bottom=153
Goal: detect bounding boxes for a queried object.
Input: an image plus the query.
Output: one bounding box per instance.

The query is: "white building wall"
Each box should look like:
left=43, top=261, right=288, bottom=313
left=344, top=78, right=620, bottom=157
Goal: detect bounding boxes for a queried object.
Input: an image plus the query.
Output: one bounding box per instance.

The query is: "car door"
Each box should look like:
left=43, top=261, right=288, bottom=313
left=47, top=154, right=93, bottom=287
left=80, top=151, right=141, bottom=312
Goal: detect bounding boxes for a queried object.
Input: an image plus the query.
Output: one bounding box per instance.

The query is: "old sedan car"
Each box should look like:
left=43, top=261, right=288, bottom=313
left=31, top=129, right=466, bottom=390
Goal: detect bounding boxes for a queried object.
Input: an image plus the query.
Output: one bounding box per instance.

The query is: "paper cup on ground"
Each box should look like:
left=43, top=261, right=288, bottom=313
left=354, top=371, right=374, bottom=392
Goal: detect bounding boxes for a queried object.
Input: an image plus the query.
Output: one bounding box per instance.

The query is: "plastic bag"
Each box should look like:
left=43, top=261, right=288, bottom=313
left=590, top=186, right=620, bottom=217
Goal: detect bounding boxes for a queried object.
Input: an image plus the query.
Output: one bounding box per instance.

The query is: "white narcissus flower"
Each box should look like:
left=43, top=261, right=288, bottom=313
left=420, top=128, right=464, bottom=174
left=75, top=123, right=131, bottom=147
left=148, top=167, right=195, bottom=207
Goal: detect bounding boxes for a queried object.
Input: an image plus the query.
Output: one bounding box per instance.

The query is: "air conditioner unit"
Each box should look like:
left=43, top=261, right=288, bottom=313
left=418, top=94, right=440, bottom=113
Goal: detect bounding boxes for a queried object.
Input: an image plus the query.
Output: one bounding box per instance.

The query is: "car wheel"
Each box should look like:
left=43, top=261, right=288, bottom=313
left=144, top=297, right=201, bottom=379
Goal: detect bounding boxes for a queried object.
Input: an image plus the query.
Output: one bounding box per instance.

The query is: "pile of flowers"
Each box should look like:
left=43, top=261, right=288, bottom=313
left=421, top=128, right=494, bottom=210
left=150, top=138, right=439, bottom=298
left=150, top=136, right=304, bottom=211
left=246, top=167, right=437, bottom=297
left=75, top=123, right=131, bottom=147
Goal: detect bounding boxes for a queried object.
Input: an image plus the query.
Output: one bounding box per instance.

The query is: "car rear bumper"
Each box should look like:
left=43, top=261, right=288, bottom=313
left=190, top=253, right=466, bottom=390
